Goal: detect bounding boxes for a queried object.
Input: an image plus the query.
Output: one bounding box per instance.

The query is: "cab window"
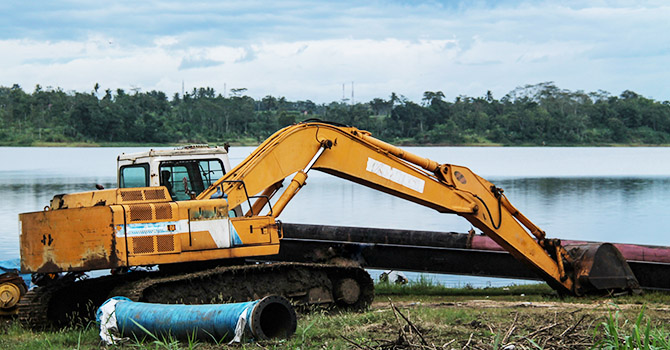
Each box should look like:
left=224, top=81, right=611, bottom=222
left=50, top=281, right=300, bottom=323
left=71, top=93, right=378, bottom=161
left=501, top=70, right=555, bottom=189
left=120, top=164, right=149, bottom=188
left=199, top=160, right=225, bottom=188
left=160, top=159, right=225, bottom=200
left=160, top=164, right=191, bottom=201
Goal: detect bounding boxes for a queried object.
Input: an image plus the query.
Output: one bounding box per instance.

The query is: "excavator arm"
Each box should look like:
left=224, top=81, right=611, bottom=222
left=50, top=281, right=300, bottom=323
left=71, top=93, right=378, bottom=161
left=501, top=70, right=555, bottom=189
left=199, top=121, right=638, bottom=296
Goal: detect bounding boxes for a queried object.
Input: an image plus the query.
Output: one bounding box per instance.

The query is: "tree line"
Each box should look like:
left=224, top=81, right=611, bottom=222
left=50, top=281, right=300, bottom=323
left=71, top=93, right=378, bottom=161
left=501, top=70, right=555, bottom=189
left=1, top=82, right=669, bottom=146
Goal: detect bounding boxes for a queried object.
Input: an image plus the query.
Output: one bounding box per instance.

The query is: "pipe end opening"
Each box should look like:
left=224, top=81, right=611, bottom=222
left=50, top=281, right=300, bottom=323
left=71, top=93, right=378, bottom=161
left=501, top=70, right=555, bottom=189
left=250, top=295, right=297, bottom=340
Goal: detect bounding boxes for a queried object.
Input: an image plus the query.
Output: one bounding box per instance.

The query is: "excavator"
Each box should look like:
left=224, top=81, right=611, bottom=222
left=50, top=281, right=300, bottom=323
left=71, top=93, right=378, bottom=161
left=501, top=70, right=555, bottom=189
left=13, top=120, right=638, bottom=326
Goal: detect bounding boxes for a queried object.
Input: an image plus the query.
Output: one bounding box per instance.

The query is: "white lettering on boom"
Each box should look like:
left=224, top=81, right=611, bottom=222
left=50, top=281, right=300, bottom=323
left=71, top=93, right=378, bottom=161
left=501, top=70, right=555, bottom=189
left=366, top=157, right=425, bottom=193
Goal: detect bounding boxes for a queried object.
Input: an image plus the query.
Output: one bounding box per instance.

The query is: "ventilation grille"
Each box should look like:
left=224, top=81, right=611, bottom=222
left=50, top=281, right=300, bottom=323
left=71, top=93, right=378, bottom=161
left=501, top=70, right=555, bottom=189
left=132, top=236, right=154, bottom=254
left=156, top=235, right=175, bottom=252
left=154, top=203, right=172, bottom=220
left=131, top=235, right=178, bottom=255
left=127, top=203, right=175, bottom=222
left=145, top=189, right=167, bottom=200
left=121, top=190, right=143, bottom=202
left=129, top=204, right=153, bottom=222
left=119, top=188, right=168, bottom=203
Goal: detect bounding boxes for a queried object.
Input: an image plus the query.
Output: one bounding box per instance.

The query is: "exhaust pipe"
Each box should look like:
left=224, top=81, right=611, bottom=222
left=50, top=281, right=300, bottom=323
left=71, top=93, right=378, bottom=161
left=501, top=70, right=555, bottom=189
left=97, top=295, right=297, bottom=344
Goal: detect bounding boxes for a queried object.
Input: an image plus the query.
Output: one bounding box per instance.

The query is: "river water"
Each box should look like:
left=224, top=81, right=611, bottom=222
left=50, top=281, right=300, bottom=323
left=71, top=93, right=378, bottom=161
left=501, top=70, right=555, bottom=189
left=1, top=146, right=669, bottom=287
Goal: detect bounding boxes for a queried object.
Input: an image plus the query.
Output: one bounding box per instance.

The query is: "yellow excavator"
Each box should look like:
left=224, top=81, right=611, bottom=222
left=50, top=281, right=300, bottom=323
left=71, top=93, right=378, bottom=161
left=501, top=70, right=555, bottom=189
left=15, top=120, right=638, bottom=326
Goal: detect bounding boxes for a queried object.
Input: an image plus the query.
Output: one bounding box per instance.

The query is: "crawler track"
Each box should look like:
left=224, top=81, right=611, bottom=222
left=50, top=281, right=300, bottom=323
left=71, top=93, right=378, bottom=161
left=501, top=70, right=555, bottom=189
left=111, top=262, right=374, bottom=309
left=19, top=262, right=374, bottom=328
left=18, top=273, right=143, bottom=328
left=17, top=289, right=49, bottom=328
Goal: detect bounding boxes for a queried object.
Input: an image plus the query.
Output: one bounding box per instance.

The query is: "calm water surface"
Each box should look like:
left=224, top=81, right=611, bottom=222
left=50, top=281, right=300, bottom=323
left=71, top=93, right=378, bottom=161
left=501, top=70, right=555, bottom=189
left=1, top=146, right=669, bottom=287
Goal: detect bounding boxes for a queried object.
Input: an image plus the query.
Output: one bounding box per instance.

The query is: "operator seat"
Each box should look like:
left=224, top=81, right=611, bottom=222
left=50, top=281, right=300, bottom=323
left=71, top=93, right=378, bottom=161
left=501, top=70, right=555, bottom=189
left=160, top=170, right=175, bottom=198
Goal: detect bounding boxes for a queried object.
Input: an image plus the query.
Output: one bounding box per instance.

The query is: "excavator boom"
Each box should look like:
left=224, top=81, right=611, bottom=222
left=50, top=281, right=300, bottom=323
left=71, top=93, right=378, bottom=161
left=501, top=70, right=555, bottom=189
left=200, top=121, right=638, bottom=295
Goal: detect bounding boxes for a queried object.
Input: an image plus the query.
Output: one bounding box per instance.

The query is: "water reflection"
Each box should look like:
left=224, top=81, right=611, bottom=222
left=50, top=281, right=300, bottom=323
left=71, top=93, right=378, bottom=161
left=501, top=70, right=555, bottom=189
left=498, top=177, right=669, bottom=199
left=492, top=177, right=670, bottom=245
left=1, top=146, right=669, bottom=287
left=278, top=175, right=670, bottom=247
left=0, top=175, right=116, bottom=258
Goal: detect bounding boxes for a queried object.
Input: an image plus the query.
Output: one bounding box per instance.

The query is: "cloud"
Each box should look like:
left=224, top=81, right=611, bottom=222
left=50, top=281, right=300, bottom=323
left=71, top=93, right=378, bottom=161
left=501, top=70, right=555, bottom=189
left=0, top=1, right=668, bottom=102
left=179, top=57, right=224, bottom=70
left=234, top=46, right=258, bottom=63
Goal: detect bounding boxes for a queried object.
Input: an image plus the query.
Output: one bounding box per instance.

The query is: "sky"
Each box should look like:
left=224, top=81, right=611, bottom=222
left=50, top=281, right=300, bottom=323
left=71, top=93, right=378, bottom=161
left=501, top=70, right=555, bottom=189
left=0, top=0, right=668, bottom=103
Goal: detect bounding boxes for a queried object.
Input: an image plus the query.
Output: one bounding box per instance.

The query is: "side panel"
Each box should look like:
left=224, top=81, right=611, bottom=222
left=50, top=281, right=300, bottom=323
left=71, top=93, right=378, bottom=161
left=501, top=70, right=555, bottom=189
left=19, top=206, right=122, bottom=273
left=52, top=187, right=171, bottom=210
left=116, top=199, right=281, bottom=266
left=20, top=199, right=281, bottom=273
left=186, top=201, right=232, bottom=249
left=230, top=216, right=276, bottom=245
left=117, top=202, right=183, bottom=261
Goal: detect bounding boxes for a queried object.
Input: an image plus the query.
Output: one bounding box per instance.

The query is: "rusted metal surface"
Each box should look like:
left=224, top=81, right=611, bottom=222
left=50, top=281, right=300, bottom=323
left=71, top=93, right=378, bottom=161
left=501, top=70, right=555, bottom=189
left=19, top=206, right=122, bottom=273
left=277, top=223, right=669, bottom=291
left=471, top=236, right=670, bottom=266
left=0, top=273, right=27, bottom=314
left=566, top=243, right=640, bottom=295
left=20, top=195, right=283, bottom=274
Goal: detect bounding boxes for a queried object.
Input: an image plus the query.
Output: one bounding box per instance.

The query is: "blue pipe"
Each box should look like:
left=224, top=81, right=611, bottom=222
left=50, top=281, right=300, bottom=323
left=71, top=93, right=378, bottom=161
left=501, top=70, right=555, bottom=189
left=97, top=295, right=296, bottom=342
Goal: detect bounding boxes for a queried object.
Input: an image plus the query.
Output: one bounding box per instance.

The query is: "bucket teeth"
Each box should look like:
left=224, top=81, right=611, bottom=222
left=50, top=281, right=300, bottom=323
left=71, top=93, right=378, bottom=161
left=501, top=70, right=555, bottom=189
left=565, top=243, right=640, bottom=295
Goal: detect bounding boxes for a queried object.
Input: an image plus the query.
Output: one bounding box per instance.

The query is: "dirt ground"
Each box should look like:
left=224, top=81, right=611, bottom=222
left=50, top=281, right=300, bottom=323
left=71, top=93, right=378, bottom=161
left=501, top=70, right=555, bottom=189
left=356, top=298, right=670, bottom=349
left=2, top=295, right=668, bottom=349
left=373, top=298, right=670, bottom=312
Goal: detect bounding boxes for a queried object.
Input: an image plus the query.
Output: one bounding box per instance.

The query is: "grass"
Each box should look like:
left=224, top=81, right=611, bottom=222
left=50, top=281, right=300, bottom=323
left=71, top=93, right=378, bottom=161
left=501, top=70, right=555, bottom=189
left=1, top=284, right=669, bottom=349
left=0, top=321, right=100, bottom=350
left=593, top=306, right=670, bottom=350
left=375, top=275, right=554, bottom=298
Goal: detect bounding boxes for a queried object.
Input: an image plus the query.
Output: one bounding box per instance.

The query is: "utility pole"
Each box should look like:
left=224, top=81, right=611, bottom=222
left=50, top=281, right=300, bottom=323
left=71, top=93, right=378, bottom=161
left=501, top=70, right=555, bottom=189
left=181, top=80, right=184, bottom=98
left=351, top=81, right=354, bottom=105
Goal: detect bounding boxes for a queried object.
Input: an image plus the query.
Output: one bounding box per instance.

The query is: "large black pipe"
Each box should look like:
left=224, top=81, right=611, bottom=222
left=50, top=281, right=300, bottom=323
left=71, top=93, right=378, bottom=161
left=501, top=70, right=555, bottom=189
left=275, top=238, right=538, bottom=279
left=282, top=223, right=473, bottom=248
left=274, top=223, right=670, bottom=291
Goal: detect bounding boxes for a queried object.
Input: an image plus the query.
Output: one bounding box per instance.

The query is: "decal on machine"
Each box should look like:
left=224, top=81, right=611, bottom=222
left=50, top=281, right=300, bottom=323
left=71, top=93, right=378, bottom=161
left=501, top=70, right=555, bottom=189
left=190, top=218, right=232, bottom=248
left=115, top=218, right=235, bottom=249
left=454, top=171, right=467, bottom=185
left=366, top=157, right=425, bottom=193
left=115, top=221, right=182, bottom=237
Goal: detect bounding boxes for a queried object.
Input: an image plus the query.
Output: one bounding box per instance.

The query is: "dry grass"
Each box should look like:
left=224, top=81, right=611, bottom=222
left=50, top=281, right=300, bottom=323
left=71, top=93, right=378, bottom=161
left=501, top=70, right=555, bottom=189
left=1, top=289, right=669, bottom=350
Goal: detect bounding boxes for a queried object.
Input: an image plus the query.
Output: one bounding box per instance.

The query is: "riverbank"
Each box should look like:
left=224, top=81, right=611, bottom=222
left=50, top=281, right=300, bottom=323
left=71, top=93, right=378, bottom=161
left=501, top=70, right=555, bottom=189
left=2, top=283, right=668, bottom=349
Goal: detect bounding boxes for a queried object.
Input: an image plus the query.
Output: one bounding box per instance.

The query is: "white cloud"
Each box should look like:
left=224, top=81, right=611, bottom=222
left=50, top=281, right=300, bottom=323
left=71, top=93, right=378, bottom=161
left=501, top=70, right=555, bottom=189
left=154, top=36, right=179, bottom=47
left=0, top=1, right=668, bottom=102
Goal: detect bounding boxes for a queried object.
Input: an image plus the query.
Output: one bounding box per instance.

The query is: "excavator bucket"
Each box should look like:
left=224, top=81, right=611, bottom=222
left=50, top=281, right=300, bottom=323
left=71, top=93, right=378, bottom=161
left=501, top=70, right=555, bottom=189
left=565, top=243, right=640, bottom=295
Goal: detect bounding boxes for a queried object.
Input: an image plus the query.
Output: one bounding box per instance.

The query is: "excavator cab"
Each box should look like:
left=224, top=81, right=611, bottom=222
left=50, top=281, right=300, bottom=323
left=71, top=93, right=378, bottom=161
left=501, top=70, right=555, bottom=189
left=153, top=159, right=224, bottom=200
left=118, top=146, right=230, bottom=202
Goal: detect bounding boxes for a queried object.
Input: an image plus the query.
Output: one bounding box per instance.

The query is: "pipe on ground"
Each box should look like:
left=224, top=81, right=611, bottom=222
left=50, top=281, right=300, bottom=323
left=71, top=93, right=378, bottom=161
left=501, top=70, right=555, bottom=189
left=96, top=295, right=296, bottom=344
